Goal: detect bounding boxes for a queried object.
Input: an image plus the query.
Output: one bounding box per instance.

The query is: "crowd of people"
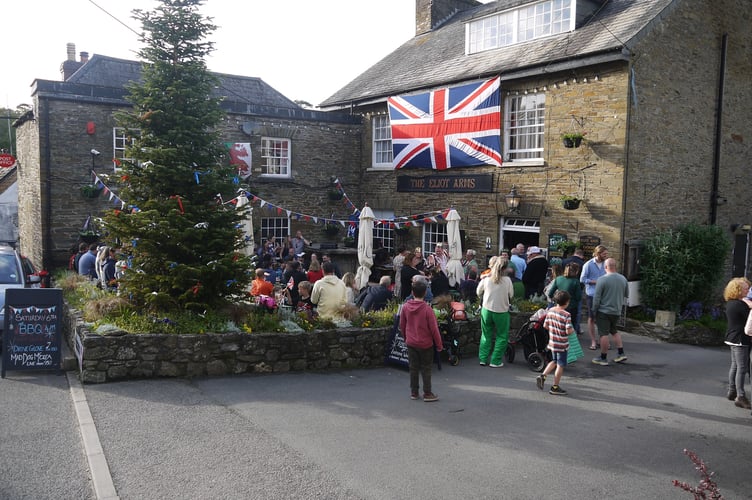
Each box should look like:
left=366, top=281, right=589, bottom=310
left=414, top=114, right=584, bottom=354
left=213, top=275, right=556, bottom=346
left=69, top=242, right=126, bottom=291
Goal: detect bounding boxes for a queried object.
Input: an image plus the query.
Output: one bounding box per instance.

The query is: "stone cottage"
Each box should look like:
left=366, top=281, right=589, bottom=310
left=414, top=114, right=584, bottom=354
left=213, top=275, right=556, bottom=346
left=318, top=0, right=752, bottom=292
left=14, top=45, right=363, bottom=271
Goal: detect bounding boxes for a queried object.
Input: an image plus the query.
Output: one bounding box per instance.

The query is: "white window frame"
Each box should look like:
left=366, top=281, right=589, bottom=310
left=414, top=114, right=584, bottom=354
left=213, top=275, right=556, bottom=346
left=371, top=115, right=393, bottom=169
left=504, top=92, right=545, bottom=162
left=260, top=137, right=291, bottom=178
left=422, top=223, right=448, bottom=257
left=260, top=217, right=290, bottom=244
left=466, top=0, right=574, bottom=54
left=112, top=127, right=138, bottom=171
left=372, top=209, right=395, bottom=252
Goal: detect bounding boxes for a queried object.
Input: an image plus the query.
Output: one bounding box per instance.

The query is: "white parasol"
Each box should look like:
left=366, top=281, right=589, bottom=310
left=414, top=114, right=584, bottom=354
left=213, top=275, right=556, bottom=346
left=445, top=208, right=465, bottom=287
left=355, top=205, right=375, bottom=290
left=235, top=192, right=255, bottom=257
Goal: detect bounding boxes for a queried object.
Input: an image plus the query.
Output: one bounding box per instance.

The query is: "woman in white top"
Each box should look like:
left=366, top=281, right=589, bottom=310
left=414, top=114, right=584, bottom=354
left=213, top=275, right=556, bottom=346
left=341, top=272, right=359, bottom=304
left=476, top=257, right=514, bottom=367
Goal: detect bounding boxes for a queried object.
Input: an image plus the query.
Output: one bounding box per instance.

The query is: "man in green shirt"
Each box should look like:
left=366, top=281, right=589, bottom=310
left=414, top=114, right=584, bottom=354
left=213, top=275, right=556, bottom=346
left=592, top=258, right=629, bottom=366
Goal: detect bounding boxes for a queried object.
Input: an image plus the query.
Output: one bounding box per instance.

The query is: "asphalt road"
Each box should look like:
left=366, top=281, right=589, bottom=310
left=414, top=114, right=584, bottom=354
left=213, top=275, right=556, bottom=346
left=2, top=332, right=750, bottom=499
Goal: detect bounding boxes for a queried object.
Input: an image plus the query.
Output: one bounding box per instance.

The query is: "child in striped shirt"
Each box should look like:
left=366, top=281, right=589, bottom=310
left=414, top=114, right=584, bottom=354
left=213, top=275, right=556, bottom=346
left=536, top=290, right=574, bottom=395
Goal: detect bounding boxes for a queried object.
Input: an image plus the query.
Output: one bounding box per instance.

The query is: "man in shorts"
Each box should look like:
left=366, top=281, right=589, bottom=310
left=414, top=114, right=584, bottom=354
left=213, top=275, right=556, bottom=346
left=580, top=245, right=608, bottom=349
left=591, top=258, right=629, bottom=366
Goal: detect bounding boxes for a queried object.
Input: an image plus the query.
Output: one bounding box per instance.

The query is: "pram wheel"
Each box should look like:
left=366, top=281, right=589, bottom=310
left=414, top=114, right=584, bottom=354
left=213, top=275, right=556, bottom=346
left=527, top=352, right=545, bottom=372
left=505, top=344, right=515, bottom=363
left=449, top=354, right=460, bottom=366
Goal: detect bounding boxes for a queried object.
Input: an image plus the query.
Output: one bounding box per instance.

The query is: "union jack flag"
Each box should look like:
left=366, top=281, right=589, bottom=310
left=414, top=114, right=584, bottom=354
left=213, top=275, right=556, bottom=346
left=387, top=77, right=502, bottom=170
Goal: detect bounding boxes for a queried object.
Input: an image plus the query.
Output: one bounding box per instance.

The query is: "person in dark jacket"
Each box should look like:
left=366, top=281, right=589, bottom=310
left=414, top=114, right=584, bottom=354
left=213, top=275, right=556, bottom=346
left=282, top=260, right=308, bottom=306
left=522, top=246, right=549, bottom=298
left=723, top=277, right=752, bottom=410
left=429, top=267, right=451, bottom=300
left=361, top=276, right=394, bottom=311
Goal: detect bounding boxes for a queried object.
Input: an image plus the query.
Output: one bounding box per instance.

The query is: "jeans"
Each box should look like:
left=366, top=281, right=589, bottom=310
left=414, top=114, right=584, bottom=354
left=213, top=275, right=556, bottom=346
left=728, top=345, right=750, bottom=398
left=408, top=346, right=434, bottom=395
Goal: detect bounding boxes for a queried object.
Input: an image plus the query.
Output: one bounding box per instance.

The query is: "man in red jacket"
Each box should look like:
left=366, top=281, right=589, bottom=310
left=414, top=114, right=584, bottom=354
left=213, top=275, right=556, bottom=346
left=400, top=279, right=443, bottom=402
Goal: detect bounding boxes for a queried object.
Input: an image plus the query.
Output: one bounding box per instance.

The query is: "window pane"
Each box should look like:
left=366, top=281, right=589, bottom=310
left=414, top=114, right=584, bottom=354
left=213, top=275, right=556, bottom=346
left=505, top=93, right=545, bottom=161
left=372, top=115, right=393, bottom=166
left=261, top=138, right=291, bottom=177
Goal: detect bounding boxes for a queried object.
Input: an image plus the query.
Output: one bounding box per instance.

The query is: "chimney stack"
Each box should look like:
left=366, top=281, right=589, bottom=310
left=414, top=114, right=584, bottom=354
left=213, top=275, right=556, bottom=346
left=415, top=0, right=480, bottom=36
left=61, top=43, right=85, bottom=81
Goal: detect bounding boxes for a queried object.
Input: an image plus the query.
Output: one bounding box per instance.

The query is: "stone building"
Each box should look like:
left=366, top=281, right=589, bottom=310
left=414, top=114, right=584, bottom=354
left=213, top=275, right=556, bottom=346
left=14, top=0, right=752, bottom=295
left=14, top=47, right=362, bottom=270
left=319, top=0, right=752, bottom=291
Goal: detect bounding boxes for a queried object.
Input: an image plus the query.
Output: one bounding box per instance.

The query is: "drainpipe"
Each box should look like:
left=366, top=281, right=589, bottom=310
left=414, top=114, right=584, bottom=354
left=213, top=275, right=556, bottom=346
left=43, top=99, right=53, bottom=270
left=710, top=34, right=728, bottom=225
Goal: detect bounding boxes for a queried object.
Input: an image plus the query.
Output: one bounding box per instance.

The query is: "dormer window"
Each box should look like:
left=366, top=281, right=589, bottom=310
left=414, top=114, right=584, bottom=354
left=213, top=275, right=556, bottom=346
left=467, top=0, right=574, bottom=54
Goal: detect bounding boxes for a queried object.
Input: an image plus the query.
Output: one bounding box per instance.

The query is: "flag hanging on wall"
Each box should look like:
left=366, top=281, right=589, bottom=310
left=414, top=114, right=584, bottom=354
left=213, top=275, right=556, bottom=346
left=227, top=142, right=252, bottom=180
left=387, top=77, right=502, bottom=170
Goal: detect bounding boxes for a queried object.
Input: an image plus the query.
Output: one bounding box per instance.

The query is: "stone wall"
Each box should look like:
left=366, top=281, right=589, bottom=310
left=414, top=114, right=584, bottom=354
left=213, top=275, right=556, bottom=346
left=63, top=302, right=493, bottom=384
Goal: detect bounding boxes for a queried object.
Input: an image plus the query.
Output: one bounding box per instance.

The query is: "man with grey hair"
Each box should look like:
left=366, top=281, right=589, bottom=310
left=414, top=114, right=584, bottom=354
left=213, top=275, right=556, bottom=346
left=361, top=276, right=394, bottom=312
left=591, top=258, right=629, bottom=366
left=463, top=249, right=479, bottom=275
left=510, top=244, right=526, bottom=280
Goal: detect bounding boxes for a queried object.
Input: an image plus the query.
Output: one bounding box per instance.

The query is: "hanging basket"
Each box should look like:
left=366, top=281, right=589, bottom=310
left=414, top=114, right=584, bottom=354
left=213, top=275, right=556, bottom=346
left=327, top=190, right=343, bottom=201
left=81, top=185, right=102, bottom=199
left=323, top=224, right=341, bottom=236
left=561, top=198, right=582, bottom=210
left=343, top=237, right=356, bottom=248
left=563, top=137, right=583, bottom=148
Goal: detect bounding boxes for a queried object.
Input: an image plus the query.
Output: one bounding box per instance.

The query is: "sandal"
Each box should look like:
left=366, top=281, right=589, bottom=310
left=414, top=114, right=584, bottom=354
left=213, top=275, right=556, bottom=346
left=588, top=344, right=598, bottom=350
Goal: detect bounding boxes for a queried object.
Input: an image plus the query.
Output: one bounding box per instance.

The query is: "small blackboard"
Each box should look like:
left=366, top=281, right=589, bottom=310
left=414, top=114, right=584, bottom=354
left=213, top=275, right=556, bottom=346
left=2, top=288, right=63, bottom=378
left=384, top=314, right=409, bottom=369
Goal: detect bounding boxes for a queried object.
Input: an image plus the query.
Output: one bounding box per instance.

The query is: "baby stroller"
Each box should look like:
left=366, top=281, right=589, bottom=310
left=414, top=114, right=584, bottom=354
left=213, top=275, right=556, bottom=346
left=505, top=308, right=551, bottom=372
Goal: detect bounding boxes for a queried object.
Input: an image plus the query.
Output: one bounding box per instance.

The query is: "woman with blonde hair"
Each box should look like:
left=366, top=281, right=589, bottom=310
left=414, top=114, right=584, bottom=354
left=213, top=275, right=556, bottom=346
left=341, top=272, right=359, bottom=304
left=476, top=257, right=514, bottom=367
left=723, top=277, right=752, bottom=409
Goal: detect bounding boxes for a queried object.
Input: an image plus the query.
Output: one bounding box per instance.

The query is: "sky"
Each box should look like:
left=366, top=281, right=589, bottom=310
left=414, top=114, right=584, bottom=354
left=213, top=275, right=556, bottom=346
left=2, top=0, right=423, bottom=109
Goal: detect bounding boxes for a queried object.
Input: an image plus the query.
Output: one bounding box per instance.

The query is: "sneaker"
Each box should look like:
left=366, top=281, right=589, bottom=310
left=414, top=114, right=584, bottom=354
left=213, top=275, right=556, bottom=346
left=489, top=362, right=504, bottom=368
left=549, top=385, right=568, bottom=395
left=536, top=375, right=546, bottom=391
left=728, top=389, right=738, bottom=401
left=614, top=355, right=628, bottom=363
left=410, top=392, right=419, bottom=400
left=479, top=361, right=487, bottom=366
left=423, top=392, right=439, bottom=402
left=735, top=396, right=751, bottom=409
left=592, top=357, right=609, bottom=366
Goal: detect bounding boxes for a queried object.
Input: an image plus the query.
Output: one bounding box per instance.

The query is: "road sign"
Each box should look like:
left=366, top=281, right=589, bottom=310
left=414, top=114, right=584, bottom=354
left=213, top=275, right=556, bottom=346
left=0, top=153, right=16, bottom=168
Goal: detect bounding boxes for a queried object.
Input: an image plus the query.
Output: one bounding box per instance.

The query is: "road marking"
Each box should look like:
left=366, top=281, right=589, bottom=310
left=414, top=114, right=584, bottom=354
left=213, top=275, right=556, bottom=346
left=67, top=372, right=120, bottom=500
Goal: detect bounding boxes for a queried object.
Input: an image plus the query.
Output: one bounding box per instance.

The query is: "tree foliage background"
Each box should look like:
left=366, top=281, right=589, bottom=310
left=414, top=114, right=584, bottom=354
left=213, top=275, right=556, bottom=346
left=104, top=0, right=252, bottom=312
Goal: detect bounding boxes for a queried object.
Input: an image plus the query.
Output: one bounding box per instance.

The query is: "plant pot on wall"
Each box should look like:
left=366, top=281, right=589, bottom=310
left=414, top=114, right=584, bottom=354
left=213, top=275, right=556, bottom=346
left=323, top=224, right=341, bottom=236
left=327, top=190, right=343, bottom=201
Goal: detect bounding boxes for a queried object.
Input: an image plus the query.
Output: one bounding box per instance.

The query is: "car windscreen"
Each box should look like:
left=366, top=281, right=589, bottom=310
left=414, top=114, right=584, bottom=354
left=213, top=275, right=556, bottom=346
left=0, top=254, right=22, bottom=284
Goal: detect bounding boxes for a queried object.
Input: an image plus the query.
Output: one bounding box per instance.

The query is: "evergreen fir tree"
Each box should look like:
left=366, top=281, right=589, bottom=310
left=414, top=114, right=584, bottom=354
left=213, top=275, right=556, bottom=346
left=104, top=0, right=252, bottom=312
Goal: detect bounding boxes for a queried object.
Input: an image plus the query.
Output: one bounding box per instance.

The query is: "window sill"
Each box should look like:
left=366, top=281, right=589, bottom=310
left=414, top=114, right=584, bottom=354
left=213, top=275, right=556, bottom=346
left=366, top=166, right=394, bottom=172
left=503, top=159, right=545, bottom=167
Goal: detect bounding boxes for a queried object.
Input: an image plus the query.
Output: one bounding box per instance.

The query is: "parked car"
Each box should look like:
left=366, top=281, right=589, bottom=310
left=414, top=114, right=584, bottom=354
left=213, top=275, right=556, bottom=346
left=0, top=244, right=42, bottom=336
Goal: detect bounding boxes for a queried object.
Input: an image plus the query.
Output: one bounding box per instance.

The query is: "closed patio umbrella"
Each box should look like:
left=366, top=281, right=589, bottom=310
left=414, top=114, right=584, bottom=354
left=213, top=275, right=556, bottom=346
left=235, top=192, right=255, bottom=257
left=355, top=205, right=374, bottom=290
left=445, top=208, right=465, bottom=287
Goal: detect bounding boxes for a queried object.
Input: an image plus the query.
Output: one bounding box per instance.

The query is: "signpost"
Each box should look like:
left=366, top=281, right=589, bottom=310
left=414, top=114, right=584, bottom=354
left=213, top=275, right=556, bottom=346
left=0, top=153, right=16, bottom=168
left=2, top=288, right=63, bottom=378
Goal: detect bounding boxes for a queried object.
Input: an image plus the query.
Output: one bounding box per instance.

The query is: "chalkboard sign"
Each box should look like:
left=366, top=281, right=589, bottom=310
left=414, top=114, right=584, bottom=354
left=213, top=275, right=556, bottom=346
left=2, top=288, right=63, bottom=378
left=384, top=315, right=409, bottom=369
left=578, top=235, right=601, bottom=260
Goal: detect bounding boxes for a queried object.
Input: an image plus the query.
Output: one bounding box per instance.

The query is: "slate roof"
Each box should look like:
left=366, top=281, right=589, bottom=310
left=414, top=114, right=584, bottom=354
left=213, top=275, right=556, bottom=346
left=63, top=54, right=300, bottom=109
left=320, top=0, right=675, bottom=108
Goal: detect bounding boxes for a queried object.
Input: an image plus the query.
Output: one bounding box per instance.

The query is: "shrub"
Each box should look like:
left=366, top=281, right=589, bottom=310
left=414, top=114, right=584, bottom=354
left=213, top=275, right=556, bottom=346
left=640, top=223, right=730, bottom=311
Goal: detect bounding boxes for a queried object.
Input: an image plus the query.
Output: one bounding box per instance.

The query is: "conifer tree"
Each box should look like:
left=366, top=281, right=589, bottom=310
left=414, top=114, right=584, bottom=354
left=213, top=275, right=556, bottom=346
left=104, top=0, right=252, bottom=312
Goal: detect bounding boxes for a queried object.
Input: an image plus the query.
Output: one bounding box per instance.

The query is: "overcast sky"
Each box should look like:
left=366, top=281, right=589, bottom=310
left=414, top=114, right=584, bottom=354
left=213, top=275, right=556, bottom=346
left=2, top=0, right=426, bottom=109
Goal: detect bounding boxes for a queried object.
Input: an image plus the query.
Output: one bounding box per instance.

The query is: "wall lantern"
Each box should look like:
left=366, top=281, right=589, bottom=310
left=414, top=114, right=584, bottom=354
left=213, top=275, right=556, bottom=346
left=505, top=185, right=522, bottom=212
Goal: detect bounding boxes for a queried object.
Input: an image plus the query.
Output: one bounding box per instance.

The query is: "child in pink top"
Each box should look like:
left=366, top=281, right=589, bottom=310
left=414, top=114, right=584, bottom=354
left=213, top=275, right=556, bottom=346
left=399, top=280, right=443, bottom=402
